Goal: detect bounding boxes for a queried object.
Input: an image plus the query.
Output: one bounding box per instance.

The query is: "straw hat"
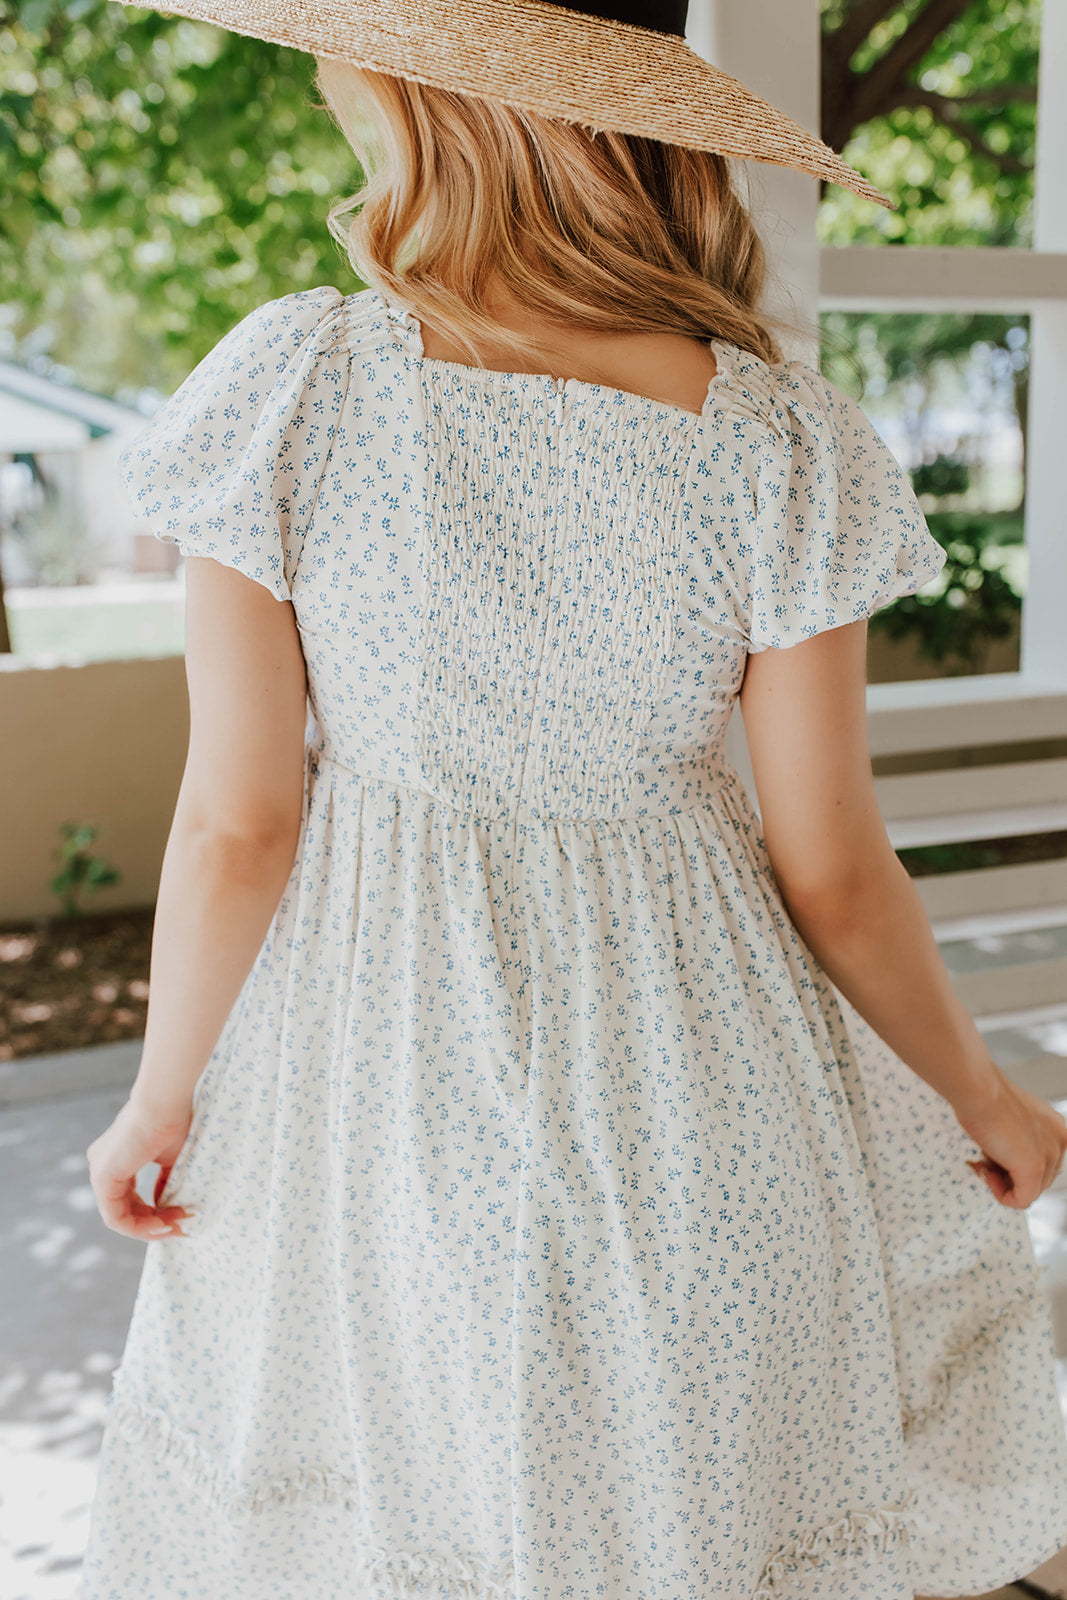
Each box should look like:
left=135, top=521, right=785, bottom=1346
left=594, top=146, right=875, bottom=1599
left=118, top=0, right=892, bottom=209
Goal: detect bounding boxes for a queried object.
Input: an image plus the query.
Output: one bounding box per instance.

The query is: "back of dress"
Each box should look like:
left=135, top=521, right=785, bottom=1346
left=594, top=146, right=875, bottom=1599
left=76, top=283, right=1067, bottom=1600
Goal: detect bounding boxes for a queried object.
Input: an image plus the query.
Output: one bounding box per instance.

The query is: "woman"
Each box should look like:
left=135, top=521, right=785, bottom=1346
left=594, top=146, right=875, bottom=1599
left=79, top=3, right=1067, bottom=1597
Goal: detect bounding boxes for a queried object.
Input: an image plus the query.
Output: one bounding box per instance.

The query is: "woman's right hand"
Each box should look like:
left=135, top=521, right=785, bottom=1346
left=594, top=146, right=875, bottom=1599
left=952, top=1066, right=1067, bottom=1210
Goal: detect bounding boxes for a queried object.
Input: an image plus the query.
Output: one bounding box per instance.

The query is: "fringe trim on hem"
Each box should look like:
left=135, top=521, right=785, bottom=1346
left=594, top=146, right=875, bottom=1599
left=109, top=1383, right=925, bottom=1598
left=106, top=1387, right=364, bottom=1517
left=752, top=1487, right=918, bottom=1597
left=352, top=1550, right=516, bottom=1600
left=900, top=1282, right=1048, bottom=1436
left=107, top=1387, right=520, bottom=1595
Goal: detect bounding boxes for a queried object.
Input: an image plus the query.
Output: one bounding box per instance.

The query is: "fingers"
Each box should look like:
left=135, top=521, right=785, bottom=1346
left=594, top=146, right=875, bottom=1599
left=967, top=1158, right=1027, bottom=1208
left=966, top=1152, right=1065, bottom=1209
left=105, top=1214, right=188, bottom=1241
left=98, top=1179, right=193, bottom=1239
left=984, top=1165, right=1015, bottom=1204
left=118, top=1205, right=191, bottom=1241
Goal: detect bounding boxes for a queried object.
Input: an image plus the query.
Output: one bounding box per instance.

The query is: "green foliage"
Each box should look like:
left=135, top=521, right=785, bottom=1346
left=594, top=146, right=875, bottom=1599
left=819, top=0, right=1039, bottom=246
left=820, top=307, right=1030, bottom=403
left=820, top=307, right=1029, bottom=671
left=910, top=454, right=970, bottom=498
left=0, top=0, right=364, bottom=396
left=873, top=511, right=1021, bottom=673
left=50, top=819, right=121, bottom=917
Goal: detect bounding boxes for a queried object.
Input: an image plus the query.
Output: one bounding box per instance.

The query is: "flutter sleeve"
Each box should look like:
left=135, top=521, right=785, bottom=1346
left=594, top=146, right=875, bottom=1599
left=737, top=360, right=947, bottom=653
left=119, top=285, right=347, bottom=602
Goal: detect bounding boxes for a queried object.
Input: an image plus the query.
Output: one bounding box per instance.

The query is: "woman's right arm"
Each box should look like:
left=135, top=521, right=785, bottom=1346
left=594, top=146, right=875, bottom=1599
left=737, top=614, right=1067, bottom=1209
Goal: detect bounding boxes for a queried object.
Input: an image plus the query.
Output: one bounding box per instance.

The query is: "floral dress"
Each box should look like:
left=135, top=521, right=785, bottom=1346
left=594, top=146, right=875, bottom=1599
left=75, top=284, right=1067, bottom=1600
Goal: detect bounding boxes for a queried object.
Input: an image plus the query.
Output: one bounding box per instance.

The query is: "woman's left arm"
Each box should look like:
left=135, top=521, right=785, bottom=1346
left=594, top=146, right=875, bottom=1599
left=86, top=554, right=309, bottom=1241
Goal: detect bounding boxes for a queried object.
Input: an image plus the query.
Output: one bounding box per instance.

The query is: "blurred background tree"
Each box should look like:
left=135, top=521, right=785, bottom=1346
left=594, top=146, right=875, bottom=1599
left=816, top=0, right=1037, bottom=674
left=821, top=305, right=1029, bottom=675
left=0, top=0, right=361, bottom=400
left=820, top=0, right=1037, bottom=246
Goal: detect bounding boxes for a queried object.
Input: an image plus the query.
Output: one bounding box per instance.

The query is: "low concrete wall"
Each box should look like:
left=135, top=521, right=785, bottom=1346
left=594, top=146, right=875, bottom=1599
left=1, top=654, right=189, bottom=923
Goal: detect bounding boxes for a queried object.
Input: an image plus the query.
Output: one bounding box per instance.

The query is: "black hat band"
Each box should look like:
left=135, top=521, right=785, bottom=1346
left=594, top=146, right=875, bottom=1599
left=543, top=1, right=688, bottom=40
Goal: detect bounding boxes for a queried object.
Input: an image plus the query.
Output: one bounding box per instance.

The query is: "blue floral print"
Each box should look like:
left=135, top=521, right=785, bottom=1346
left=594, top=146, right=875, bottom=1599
left=74, top=285, right=1067, bottom=1600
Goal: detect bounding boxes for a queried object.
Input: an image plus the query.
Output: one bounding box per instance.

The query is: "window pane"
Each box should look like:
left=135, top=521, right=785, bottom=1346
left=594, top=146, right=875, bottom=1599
left=820, top=310, right=1030, bottom=679
left=819, top=0, right=1038, bottom=246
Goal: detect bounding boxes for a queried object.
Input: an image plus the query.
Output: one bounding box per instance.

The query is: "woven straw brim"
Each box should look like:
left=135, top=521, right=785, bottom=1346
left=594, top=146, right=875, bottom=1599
left=118, top=0, right=893, bottom=207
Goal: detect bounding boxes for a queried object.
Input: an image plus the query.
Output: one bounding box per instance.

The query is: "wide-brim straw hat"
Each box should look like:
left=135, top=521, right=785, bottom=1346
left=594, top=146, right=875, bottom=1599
left=117, top=0, right=892, bottom=209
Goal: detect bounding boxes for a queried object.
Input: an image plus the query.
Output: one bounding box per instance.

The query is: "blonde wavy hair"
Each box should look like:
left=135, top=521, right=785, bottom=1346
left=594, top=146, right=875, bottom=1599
left=314, top=59, right=794, bottom=371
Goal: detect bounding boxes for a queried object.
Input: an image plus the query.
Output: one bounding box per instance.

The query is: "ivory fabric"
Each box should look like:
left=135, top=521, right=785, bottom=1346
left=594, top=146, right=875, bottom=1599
left=76, top=284, right=1067, bottom=1600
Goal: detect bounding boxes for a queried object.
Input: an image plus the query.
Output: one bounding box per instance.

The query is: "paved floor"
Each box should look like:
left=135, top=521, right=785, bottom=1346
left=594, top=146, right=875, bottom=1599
left=2, top=1042, right=1066, bottom=1600
left=0, top=1060, right=145, bottom=1600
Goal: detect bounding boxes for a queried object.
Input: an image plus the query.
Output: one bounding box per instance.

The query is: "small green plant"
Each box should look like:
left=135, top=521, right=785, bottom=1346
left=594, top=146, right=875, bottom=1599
left=871, top=511, right=1022, bottom=675
left=50, top=821, right=121, bottom=919
left=910, top=454, right=971, bottom=500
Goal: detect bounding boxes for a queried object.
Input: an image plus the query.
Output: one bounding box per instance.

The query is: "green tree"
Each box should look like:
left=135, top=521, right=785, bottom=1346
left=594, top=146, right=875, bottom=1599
left=820, top=308, right=1030, bottom=498
left=819, top=0, right=1039, bottom=245
left=821, top=310, right=1030, bottom=671
left=0, top=0, right=363, bottom=397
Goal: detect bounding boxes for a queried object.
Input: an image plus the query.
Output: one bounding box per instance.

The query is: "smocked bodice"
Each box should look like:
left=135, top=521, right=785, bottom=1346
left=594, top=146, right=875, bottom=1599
left=121, top=284, right=946, bottom=824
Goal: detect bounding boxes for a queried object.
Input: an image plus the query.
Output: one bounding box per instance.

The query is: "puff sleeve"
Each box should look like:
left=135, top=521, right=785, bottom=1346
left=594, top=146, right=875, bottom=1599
left=119, top=285, right=347, bottom=602
left=738, top=361, right=946, bottom=653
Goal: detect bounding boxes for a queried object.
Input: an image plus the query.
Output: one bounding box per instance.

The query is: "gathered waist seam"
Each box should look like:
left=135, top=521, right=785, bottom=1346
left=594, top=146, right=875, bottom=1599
left=305, top=748, right=740, bottom=826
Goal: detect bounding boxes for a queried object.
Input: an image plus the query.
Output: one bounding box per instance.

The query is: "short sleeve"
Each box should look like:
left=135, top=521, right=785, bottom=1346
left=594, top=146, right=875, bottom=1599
left=738, top=361, right=947, bottom=653
left=119, top=285, right=347, bottom=602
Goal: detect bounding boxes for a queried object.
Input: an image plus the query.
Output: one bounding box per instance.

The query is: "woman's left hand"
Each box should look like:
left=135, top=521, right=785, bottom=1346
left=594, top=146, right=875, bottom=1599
left=86, top=1098, right=195, bottom=1241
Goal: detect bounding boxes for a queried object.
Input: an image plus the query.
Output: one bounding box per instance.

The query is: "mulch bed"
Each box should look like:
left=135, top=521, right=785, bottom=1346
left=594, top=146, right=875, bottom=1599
left=2, top=827, right=1066, bottom=1064
left=0, top=907, right=154, bottom=1063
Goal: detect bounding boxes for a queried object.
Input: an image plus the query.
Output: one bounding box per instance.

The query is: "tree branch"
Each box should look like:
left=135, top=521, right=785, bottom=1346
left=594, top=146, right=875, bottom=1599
left=822, top=0, right=975, bottom=149
left=823, top=0, right=902, bottom=72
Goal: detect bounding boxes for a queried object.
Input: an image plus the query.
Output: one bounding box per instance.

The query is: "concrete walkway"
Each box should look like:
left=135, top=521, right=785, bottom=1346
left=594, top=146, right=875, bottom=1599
left=0, top=1043, right=143, bottom=1600
left=1, top=1038, right=1066, bottom=1600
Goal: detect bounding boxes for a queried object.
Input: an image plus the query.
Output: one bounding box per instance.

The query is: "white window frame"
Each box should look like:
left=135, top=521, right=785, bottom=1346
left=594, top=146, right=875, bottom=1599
left=694, top=0, right=1067, bottom=740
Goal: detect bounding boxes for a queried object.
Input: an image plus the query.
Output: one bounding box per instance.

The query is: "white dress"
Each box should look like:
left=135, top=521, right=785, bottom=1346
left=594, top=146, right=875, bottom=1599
left=75, top=284, right=1067, bottom=1600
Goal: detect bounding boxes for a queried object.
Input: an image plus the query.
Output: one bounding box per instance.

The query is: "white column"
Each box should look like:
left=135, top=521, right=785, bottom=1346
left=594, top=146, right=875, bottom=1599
left=687, top=0, right=821, bottom=360
left=1020, top=0, right=1067, bottom=687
